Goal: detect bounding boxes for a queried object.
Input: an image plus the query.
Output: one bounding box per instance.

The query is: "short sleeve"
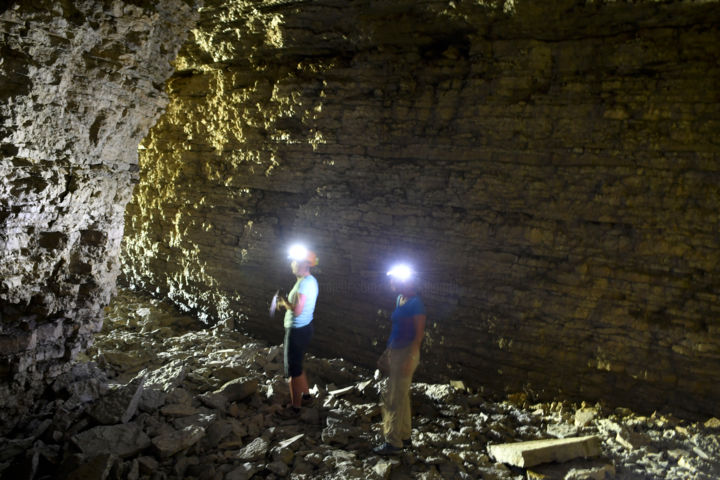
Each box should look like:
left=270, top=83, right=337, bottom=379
left=298, top=276, right=318, bottom=297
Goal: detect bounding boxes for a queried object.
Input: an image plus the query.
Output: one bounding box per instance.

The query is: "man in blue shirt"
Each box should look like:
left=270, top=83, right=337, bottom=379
left=374, top=264, right=426, bottom=455
left=279, top=245, right=319, bottom=410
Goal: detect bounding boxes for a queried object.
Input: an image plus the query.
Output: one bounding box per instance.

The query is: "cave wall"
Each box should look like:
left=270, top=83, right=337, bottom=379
left=0, top=0, right=198, bottom=433
left=120, top=0, right=720, bottom=417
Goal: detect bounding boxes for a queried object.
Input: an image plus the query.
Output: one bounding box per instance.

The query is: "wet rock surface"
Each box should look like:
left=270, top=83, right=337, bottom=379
left=2, top=289, right=720, bottom=479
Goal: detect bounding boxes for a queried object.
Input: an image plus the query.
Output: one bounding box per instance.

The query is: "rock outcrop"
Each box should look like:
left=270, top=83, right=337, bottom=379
left=0, top=0, right=199, bottom=433
left=121, top=0, right=720, bottom=417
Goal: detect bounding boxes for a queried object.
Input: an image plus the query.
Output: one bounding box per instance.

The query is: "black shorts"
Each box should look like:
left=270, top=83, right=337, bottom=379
left=284, top=323, right=313, bottom=378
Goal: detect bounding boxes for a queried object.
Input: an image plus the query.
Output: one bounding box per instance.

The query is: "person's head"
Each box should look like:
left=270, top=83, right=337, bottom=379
left=288, top=244, right=318, bottom=276
left=386, top=264, right=417, bottom=295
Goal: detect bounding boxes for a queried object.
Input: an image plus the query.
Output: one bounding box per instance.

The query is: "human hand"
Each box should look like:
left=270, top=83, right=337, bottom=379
left=402, top=349, right=419, bottom=375
left=377, top=349, right=390, bottom=374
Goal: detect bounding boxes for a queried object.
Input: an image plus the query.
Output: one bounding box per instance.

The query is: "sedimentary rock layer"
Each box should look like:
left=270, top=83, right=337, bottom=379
left=0, top=0, right=198, bottom=432
left=122, top=0, right=720, bottom=417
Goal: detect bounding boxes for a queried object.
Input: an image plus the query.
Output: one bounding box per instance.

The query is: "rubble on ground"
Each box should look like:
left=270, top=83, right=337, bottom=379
left=1, top=289, right=719, bottom=480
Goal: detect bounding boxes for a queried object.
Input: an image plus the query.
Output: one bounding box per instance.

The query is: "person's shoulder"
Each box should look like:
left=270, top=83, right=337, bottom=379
left=410, top=295, right=426, bottom=311
left=303, top=275, right=319, bottom=289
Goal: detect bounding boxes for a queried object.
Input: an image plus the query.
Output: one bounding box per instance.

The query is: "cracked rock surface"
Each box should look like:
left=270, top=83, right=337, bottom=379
left=2, top=288, right=719, bottom=479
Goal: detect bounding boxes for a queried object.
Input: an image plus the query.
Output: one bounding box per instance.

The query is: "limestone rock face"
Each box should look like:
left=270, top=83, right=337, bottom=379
left=0, top=0, right=199, bottom=433
left=122, top=0, right=720, bottom=417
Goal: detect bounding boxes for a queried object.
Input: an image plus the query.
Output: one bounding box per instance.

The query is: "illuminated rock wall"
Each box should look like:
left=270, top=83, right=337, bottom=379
left=0, top=0, right=198, bottom=432
left=122, top=0, right=717, bottom=417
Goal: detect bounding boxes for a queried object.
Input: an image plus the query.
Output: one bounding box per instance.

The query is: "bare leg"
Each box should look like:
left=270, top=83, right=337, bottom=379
left=296, top=371, right=309, bottom=396
left=289, top=372, right=308, bottom=408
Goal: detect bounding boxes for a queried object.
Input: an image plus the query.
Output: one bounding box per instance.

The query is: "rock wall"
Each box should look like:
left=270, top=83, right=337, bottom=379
left=0, top=0, right=198, bottom=433
left=119, top=0, right=719, bottom=418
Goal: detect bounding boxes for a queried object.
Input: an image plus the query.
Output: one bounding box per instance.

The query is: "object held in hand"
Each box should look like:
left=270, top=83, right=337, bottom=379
left=269, top=290, right=279, bottom=317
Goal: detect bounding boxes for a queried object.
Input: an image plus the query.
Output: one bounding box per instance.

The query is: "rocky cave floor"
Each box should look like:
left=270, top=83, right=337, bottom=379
left=2, top=289, right=720, bottom=480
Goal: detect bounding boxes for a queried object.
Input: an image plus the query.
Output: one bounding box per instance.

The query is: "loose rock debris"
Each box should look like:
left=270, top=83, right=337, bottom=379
left=2, top=288, right=720, bottom=479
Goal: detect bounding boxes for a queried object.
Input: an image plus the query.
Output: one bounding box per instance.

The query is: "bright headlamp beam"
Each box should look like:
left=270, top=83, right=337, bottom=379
left=387, top=264, right=414, bottom=281
left=288, top=243, right=309, bottom=261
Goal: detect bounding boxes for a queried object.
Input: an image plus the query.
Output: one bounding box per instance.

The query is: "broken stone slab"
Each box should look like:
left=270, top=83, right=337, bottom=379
left=704, top=417, right=720, bottom=429
left=152, top=425, right=206, bottom=457
left=235, top=437, right=269, bottom=461
left=449, top=380, right=466, bottom=391
left=321, top=425, right=362, bottom=446
left=87, top=379, right=144, bottom=425
left=547, top=423, right=579, bottom=439
left=216, top=378, right=258, bottom=402
left=135, top=360, right=187, bottom=411
left=356, top=379, right=373, bottom=393
left=226, top=462, right=259, bottom=480
left=574, top=408, right=598, bottom=428
left=271, top=444, right=295, bottom=465
left=527, top=457, right=616, bottom=480
left=199, top=391, right=227, bottom=411
left=0, top=437, right=34, bottom=462
left=267, top=460, right=289, bottom=476
left=373, top=458, right=400, bottom=479
left=200, top=419, right=234, bottom=450
left=160, top=403, right=198, bottom=417
left=212, top=365, right=248, bottom=383
left=71, top=423, right=151, bottom=458
left=102, top=351, right=155, bottom=371
left=414, top=383, right=455, bottom=403
left=300, top=407, right=321, bottom=424
left=278, top=433, right=305, bottom=450
left=52, top=362, right=108, bottom=406
left=136, top=456, right=159, bottom=475
left=173, top=412, right=216, bottom=430
left=615, top=428, right=649, bottom=450
left=487, top=435, right=602, bottom=468
left=58, top=453, right=119, bottom=480
left=328, top=385, right=355, bottom=397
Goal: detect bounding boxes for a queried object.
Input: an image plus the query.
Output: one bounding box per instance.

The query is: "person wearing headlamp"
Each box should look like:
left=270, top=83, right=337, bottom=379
left=373, top=264, right=426, bottom=455
left=278, top=244, right=319, bottom=411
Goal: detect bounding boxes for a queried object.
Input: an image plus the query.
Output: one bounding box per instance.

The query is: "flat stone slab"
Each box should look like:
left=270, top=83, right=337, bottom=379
left=487, top=435, right=602, bottom=468
left=527, top=457, right=616, bottom=479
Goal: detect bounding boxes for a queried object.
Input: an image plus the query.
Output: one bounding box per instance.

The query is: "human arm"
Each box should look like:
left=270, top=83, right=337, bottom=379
left=280, top=293, right=307, bottom=317
left=410, top=314, right=426, bottom=354
left=403, top=314, right=425, bottom=374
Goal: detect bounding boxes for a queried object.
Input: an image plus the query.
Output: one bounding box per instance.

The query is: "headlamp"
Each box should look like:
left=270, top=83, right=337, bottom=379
left=386, top=264, right=414, bottom=282
left=288, top=243, right=318, bottom=266
left=288, top=244, right=309, bottom=261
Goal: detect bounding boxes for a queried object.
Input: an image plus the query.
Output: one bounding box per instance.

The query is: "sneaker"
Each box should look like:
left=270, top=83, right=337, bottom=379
left=373, top=442, right=402, bottom=455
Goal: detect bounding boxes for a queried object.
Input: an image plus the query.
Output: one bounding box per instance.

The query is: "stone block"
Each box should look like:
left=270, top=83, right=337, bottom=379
left=216, top=378, right=258, bottom=402
left=87, top=379, right=144, bottom=425
left=487, top=435, right=602, bottom=468
left=71, top=424, right=151, bottom=458
left=527, top=457, right=616, bottom=480
left=152, top=425, right=205, bottom=458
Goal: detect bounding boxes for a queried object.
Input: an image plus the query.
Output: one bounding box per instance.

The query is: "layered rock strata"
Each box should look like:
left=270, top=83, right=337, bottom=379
left=122, top=0, right=720, bottom=417
left=0, top=0, right=198, bottom=433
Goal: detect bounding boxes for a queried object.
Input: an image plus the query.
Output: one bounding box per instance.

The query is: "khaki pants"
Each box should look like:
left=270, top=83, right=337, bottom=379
left=382, top=345, right=419, bottom=448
